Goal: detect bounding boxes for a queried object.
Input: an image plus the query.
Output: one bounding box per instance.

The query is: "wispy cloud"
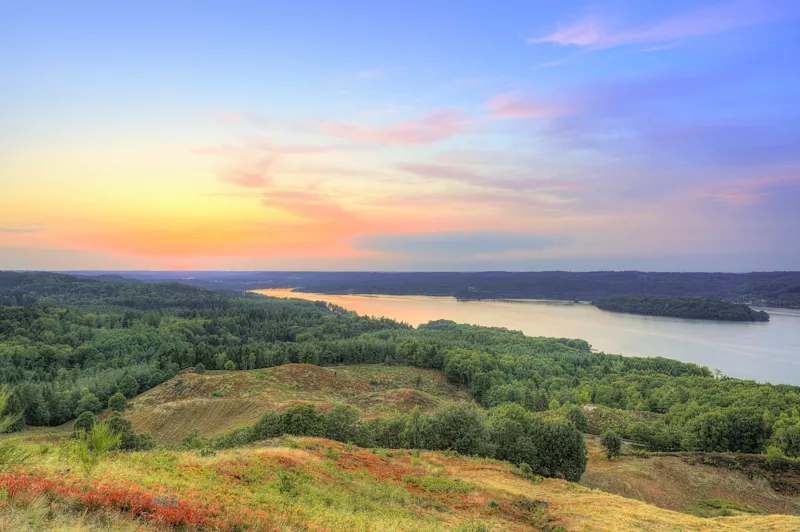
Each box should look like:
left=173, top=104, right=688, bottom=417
left=528, top=0, right=795, bottom=51
left=353, top=230, right=565, bottom=258
left=317, top=109, right=469, bottom=145
left=0, top=224, right=43, bottom=233
left=485, top=92, right=567, bottom=120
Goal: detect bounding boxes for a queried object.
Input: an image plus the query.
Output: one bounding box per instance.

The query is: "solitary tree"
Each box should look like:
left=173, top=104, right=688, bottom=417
left=68, top=421, right=121, bottom=477
left=108, top=392, right=127, bottom=412
left=601, top=430, right=622, bottom=460
left=224, top=360, right=236, bottom=371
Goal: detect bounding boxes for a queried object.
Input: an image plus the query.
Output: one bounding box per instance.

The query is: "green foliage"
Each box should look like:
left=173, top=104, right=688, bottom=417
left=561, top=404, right=588, bottom=432
left=600, top=431, right=622, bottom=460
left=764, top=445, right=785, bottom=468
left=74, top=391, right=102, bottom=416
left=194, top=362, right=206, bottom=374
left=0, top=386, right=29, bottom=471
left=594, top=295, right=770, bottom=321
left=73, top=411, right=96, bottom=434
left=107, top=412, right=155, bottom=451
left=1, top=272, right=799, bottom=456
left=107, top=392, right=127, bottom=412
left=118, top=375, right=139, bottom=399
left=66, top=421, right=121, bottom=477
left=224, top=360, right=236, bottom=370
left=428, top=403, right=493, bottom=456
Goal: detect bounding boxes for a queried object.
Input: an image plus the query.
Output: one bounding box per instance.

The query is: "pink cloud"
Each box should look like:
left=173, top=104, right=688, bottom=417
left=219, top=158, right=273, bottom=188
left=698, top=173, right=800, bottom=206
left=485, top=92, right=567, bottom=120
left=317, top=109, right=468, bottom=145
left=528, top=0, right=795, bottom=50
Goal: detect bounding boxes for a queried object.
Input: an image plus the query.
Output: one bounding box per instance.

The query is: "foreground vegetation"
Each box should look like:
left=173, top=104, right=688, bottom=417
left=593, top=295, right=770, bottom=321
left=1, top=271, right=800, bottom=528
left=3, top=271, right=800, bottom=461
left=3, top=434, right=800, bottom=531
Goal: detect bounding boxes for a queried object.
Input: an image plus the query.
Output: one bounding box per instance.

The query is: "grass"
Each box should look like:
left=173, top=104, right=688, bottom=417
left=3, top=434, right=800, bottom=531
left=125, top=364, right=469, bottom=445
left=580, top=436, right=800, bottom=518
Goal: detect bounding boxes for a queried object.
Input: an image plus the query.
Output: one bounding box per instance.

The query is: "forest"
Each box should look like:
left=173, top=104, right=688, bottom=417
left=102, top=270, right=800, bottom=308
left=2, top=271, right=800, bottom=470
left=593, top=295, right=771, bottom=321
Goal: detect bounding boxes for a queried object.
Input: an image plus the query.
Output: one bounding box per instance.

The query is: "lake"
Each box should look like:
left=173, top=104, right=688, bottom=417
left=252, top=289, right=800, bottom=386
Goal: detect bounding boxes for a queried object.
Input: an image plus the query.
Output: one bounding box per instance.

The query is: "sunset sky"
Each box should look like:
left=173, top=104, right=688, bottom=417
left=2, top=0, right=799, bottom=271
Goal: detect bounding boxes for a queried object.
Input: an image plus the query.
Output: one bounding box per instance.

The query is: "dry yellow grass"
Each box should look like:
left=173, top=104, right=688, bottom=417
left=580, top=436, right=800, bottom=517
left=126, top=364, right=468, bottom=444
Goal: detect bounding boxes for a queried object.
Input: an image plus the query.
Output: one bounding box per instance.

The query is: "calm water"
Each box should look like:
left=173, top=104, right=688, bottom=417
left=253, top=289, right=800, bottom=386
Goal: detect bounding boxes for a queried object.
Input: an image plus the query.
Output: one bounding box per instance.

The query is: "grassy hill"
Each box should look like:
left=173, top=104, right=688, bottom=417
left=4, top=436, right=800, bottom=531
left=126, top=364, right=469, bottom=445
left=581, top=436, right=800, bottom=518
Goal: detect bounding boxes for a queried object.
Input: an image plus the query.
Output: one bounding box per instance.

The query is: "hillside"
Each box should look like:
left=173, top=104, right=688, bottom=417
left=127, top=364, right=468, bottom=445
left=580, top=437, right=800, bottom=518
left=4, top=436, right=800, bottom=531
left=593, top=295, right=770, bottom=321
left=121, top=270, right=800, bottom=308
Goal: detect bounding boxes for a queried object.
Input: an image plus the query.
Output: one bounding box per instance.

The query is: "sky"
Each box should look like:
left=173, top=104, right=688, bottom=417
left=2, top=0, right=799, bottom=272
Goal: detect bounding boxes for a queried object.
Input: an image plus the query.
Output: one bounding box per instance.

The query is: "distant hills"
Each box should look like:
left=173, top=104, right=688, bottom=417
left=51, top=270, right=800, bottom=308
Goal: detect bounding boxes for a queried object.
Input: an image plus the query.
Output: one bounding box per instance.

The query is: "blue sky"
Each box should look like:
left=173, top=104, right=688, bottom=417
left=1, top=0, right=799, bottom=271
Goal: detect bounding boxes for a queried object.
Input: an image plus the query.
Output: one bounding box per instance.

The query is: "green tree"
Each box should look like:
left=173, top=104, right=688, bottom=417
left=74, top=392, right=102, bottom=416
left=108, top=392, right=127, bottom=412
left=119, top=375, right=139, bottom=398
left=561, top=404, right=588, bottom=432
left=403, top=406, right=430, bottom=449
left=322, top=405, right=360, bottom=442
left=74, top=411, right=96, bottom=434
left=224, top=360, right=236, bottom=371
left=67, top=421, right=121, bottom=477
left=601, top=430, right=622, bottom=460
left=428, top=403, right=493, bottom=456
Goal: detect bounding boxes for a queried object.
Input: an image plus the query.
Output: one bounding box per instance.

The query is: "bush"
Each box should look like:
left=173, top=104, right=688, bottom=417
left=118, top=374, right=139, bottom=398
left=107, top=392, right=127, bottom=413
left=194, top=363, right=206, bottom=374
left=428, top=403, right=493, bottom=456
left=73, top=411, right=96, bottom=435
left=764, top=445, right=785, bottom=468
left=562, top=404, right=588, bottom=432
left=489, top=403, right=587, bottom=482
left=74, top=392, right=102, bottom=416
left=224, top=360, right=236, bottom=370
left=601, top=431, right=622, bottom=460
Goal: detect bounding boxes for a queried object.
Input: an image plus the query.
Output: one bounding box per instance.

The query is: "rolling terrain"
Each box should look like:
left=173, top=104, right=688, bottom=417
left=125, top=364, right=468, bottom=445
left=4, top=434, right=800, bottom=531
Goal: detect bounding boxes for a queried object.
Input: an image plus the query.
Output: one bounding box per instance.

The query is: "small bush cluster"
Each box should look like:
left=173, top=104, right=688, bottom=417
left=216, top=402, right=588, bottom=482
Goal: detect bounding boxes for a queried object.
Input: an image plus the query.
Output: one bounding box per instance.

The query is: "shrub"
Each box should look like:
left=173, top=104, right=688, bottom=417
left=73, top=411, right=96, bottom=435
left=428, top=403, right=494, bottom=456
left=67, top=421, right=121, bottom=477
left=600, top=431, right=622, bottom=460
left=74, top=392, right=102, bottom=416
left=194, top=363, right=206, bottom=374
left=764, top=445, right=785, bottom=468
left=224, top=360, right=236, bottom=371
left=562, top=404, right=588, bottom=432
left=118, top=374, right=139, bottom=398
left=107, top=392, right=127, bottom=413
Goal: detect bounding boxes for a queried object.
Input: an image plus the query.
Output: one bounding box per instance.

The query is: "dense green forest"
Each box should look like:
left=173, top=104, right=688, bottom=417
left=101, top=270, right=800, bottom=308
left=2, top=271, right=800, bottom=467
left=593, top=295, right=770, bottom=321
